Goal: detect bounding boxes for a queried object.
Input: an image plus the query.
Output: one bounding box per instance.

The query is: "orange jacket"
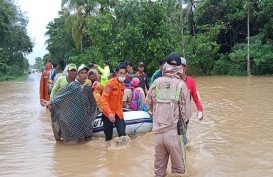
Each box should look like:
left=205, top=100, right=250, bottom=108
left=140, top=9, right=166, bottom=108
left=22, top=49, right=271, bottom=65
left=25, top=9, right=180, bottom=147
left=102, top=77, right=125, bottom=119
left=39, top=62, right=52, bottom=100
left=93, top=82, right=105, bottom=109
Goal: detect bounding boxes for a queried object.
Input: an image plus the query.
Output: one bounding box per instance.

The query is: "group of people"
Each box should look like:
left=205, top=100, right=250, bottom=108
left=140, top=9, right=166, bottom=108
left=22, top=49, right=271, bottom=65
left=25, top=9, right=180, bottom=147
left=39, top=52, right=204, bottom=176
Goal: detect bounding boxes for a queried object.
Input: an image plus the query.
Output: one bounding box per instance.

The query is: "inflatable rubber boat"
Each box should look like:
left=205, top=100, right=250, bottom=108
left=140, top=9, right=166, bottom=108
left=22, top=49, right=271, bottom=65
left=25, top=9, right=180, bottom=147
left=93, top=110, right=153, bottom=136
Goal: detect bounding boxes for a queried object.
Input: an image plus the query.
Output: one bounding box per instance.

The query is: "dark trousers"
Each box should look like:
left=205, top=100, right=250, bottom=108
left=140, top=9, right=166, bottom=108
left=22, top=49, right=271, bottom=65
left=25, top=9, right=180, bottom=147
left=102, top=114, right=126, bottom=141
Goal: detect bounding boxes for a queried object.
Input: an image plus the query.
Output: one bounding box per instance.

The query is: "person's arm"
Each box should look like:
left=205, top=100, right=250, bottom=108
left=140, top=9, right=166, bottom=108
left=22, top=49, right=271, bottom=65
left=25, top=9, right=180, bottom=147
left=50, top=76, right=61, bottom=99
left=101, top=83, right=115, bottom=122
left=93, top=92, right=102, bottom=109
left=145, top=81, right=156, bottom=116
left=180, top=83, right=191, bottom=122
left=190, top=78, right=203, bottom=111
left=97, top=65, right=105, bottom=75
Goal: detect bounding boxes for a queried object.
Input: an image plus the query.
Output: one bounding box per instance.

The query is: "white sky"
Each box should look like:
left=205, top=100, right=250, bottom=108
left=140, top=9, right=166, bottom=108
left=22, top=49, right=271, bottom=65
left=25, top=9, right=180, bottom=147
left=16, top=0, right=61, bottom=65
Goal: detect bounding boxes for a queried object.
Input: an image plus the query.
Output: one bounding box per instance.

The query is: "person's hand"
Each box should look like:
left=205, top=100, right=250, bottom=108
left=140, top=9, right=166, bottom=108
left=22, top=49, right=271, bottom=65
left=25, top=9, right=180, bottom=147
left=47, top=105, right=52, bottom=112
left=197, top=111, right=203, bottom=120
left=108, top=113, right=115, bottom=123
left=40, top=99, right=51, bottom=107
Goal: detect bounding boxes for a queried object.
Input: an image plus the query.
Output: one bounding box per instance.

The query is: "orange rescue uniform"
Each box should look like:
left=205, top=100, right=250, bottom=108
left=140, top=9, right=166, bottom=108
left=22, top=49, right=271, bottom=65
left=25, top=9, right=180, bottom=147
left=39, top=62, right=52, bottom=101
left=101, top=77, right=125, bottom=119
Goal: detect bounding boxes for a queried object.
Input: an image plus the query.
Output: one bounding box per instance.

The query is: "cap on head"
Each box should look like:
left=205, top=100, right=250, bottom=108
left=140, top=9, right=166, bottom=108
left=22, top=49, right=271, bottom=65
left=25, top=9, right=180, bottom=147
left=67, top=64, right=77, bottom=71
left=77, top=64, right=88, bottom=73
left=138, top=62, right=145, bottom=67
left=131, top=77, right=140, bottom=87
left=166, top=52, right=182, bottom=66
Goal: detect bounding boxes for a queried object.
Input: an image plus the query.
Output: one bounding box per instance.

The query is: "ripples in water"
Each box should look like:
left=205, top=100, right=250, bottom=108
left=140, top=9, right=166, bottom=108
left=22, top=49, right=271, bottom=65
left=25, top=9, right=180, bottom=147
left=0, top=75, right=273, bottom=176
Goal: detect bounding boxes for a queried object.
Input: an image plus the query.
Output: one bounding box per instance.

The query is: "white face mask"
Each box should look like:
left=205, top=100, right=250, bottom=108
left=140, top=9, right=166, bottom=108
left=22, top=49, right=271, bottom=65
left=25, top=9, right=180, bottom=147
left=118, top=76, right=126, bottom=82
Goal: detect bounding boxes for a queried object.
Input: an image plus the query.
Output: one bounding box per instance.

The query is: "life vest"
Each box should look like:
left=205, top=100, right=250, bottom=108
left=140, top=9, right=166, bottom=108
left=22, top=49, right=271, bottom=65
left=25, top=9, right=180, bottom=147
left=153, top=77, right=184, bottom=124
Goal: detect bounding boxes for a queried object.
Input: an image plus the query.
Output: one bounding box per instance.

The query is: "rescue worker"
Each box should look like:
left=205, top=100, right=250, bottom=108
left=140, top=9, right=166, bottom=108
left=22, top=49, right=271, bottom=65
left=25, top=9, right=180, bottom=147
left=93, top=82, right=105, bottom=112
left=146, top=52, right=191, bottom=176
left=101, top=64, right=127, bottom=141
left=94, top=60, right=110, bottom=84
left=39, top=62, right=52, bottom=105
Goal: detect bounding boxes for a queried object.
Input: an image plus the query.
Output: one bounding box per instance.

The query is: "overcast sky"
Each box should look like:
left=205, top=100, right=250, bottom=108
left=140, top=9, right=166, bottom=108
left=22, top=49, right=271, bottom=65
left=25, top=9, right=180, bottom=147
left=16, top=0, right=61, bottom=65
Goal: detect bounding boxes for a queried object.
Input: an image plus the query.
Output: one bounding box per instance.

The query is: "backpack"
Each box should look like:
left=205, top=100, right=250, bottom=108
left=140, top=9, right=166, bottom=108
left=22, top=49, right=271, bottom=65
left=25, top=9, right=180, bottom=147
left=129, top=88, right=142, bottom=111
left=153, top=78, right=184, bottom=123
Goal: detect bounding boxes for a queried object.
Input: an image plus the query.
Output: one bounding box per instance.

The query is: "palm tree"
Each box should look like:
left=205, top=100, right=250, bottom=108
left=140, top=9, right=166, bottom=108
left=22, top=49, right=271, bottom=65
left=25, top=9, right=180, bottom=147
left=61, top=0, right=99, bottom=50
left=178, top=0, right=198, bottom=57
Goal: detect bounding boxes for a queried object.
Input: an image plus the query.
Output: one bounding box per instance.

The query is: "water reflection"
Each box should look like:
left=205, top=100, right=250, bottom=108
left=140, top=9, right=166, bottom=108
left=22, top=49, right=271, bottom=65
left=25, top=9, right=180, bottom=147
left=0, top=74, right=273, bottom=176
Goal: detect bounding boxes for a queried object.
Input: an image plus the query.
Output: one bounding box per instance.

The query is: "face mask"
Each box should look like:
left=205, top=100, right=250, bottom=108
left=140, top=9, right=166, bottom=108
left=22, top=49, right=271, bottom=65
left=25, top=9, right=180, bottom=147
left=118, top=76, right=126, bottom=82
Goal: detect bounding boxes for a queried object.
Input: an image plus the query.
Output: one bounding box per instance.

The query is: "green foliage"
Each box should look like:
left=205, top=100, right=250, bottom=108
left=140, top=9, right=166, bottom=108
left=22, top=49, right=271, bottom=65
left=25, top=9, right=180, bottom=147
left=0, top=0, right=32, bottom=80
left=250, top=35, right=273, bottom=74
left=45, top=11, right=78, bottom=69
left=83, top=0, right=181, bottom=76
left=43, top=0, right=273, bottom=76
left=34, top=57, right=44, bottom=71
left=185, top=24, right=221, bottom=75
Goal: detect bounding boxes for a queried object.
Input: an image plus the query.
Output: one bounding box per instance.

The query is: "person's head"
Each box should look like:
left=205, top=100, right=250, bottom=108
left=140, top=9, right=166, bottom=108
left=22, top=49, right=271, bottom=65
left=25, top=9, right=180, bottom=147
left=88, top=63, right=94, bottom=69
left=159, top=58, right=167, bottom=71
left=138, top=62, right=145, bottom=72
left=166, top=52, right=182, bottom=66
left=115, top=64, right=127, bottom=83
left=51, top=61, right=59, bottom=69
left=163, top=52, right=183, bottom=78
left=45, top=62, right=52, bottom=71
left=181, top=57, right=187, bottom=76
left=77, top=64, right=89, bottom=83
left=88, top=71, right=96, bottom=82
left=125, top=61, right=133, bottom=73
left=104, top=60, right=109, bottom=67
left=67, top=63, right=77, bottom=79
left=131, top=77, right=140, bottom=88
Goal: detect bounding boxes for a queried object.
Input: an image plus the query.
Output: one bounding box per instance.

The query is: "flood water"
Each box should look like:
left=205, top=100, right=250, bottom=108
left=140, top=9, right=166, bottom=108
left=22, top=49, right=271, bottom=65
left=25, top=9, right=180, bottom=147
left=0, top=73, right=273, bottom=177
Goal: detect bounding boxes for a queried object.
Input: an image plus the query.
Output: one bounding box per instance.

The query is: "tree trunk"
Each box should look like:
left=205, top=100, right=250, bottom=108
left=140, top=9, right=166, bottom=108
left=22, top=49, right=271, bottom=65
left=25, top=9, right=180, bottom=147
left=179, top=0, right=186, bottom=58
left=247, top=1, right=251, bottom=76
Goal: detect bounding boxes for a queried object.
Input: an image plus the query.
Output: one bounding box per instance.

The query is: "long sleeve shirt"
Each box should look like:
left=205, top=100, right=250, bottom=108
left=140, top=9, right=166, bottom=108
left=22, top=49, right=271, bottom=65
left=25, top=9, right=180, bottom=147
left=97, top=65, right=110, bottom=84
left=184, top=75, right=203, bottom=111
left=101, top=77, right=125, bottom=119
left=50, top=76, right=69, bottom=99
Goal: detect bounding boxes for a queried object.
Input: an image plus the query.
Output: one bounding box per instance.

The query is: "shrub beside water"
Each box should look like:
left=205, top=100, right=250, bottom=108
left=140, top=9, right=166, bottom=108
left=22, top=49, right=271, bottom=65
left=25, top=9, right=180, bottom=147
left=0, top=67, right=28, bottom=81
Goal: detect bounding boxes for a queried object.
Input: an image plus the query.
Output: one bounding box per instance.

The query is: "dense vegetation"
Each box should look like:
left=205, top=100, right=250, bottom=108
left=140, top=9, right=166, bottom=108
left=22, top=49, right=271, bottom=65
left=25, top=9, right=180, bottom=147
left=45, top=0, right=273, bottom=76
left=2, top=0, right=273, bottom=79
left=0, top=0, right=33, bottom=80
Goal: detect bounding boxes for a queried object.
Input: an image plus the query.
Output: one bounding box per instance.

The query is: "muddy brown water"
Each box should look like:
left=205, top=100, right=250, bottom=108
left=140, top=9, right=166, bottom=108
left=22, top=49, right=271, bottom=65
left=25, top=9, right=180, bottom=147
left=0, top=73, right=273, bottom=177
